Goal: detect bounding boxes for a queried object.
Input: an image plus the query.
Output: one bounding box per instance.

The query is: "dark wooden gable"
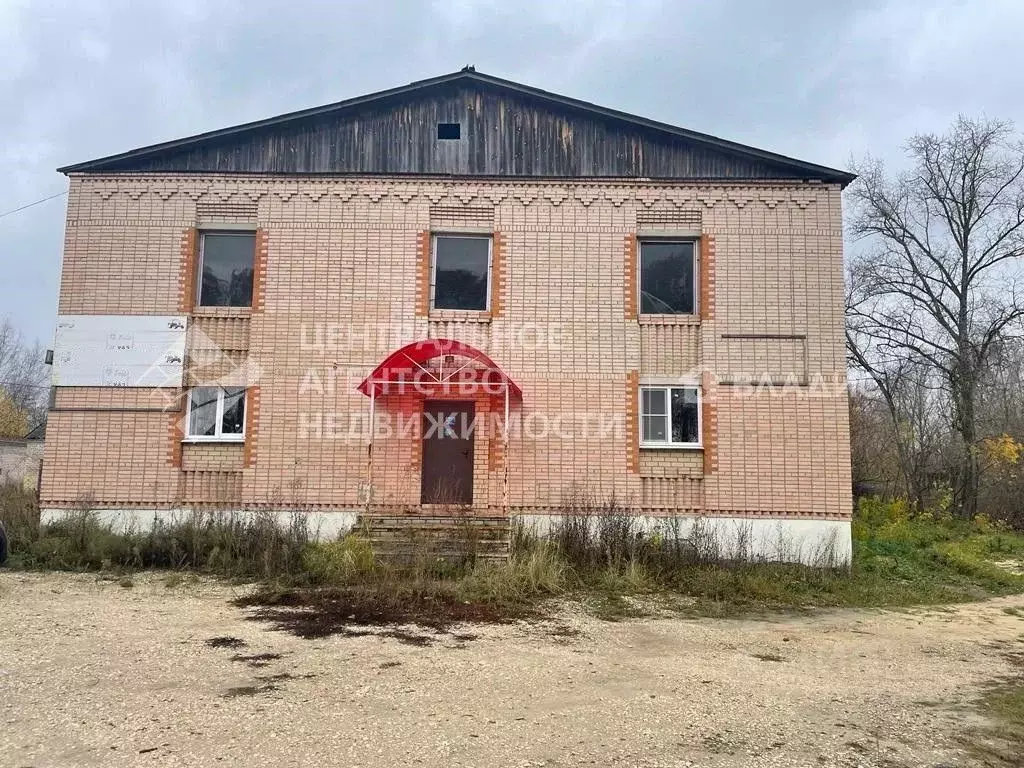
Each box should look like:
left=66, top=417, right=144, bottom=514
left=59, top=70, right=854, bottom=184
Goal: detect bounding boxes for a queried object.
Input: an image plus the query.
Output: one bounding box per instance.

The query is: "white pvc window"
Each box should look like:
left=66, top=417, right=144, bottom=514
left=640, top=385, right=701, bottom=448
left=186, top=387, right=246, bottom=442
left=431, top=234, right=492, bottom=311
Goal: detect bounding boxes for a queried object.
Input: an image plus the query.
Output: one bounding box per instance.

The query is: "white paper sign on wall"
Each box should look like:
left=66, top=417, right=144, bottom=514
left=52, top=315, right=187, bottom=387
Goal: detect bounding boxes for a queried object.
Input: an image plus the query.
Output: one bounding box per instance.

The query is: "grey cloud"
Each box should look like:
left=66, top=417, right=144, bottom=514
left=2, top=0, right=1022, bottom=343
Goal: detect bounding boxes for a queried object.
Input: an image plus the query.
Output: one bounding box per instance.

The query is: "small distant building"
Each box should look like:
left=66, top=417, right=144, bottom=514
left=0, top=423, right=45, bottom=492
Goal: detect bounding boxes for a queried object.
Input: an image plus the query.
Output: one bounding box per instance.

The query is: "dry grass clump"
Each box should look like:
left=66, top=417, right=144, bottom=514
left=5, top=486, right=1024, bottom=630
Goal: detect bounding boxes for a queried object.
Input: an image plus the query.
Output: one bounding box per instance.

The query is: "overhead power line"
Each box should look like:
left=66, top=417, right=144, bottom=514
left=0, top=190, right=68, bottom=220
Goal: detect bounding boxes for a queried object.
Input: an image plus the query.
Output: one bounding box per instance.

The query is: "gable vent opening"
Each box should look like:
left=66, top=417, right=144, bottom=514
left=437, top=122, right=461, bottom=140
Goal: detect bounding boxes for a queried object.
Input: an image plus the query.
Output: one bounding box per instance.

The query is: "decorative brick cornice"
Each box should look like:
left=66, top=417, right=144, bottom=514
left=626, top=370, right=640, bottom=473
left=415, top=231, right=431, bottom=317
left=624, top=234, right=637, bottom=320
left=74, top=176, right=827, bottom=214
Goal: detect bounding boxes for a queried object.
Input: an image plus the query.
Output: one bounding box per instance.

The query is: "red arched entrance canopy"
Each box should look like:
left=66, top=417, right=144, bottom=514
left=357, top=338, right=522, bottom=400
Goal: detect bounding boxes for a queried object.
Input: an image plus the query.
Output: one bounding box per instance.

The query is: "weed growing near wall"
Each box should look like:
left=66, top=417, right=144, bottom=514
left=3, top=486, right=1023, bottom=620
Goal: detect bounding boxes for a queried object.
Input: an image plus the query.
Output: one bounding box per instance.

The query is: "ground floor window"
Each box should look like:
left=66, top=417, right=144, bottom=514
left=186, top=387, right=246, bottom=441
left=640, top=385, right=700, bottom=447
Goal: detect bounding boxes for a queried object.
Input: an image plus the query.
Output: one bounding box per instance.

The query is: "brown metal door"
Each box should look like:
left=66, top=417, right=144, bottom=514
left=421, top=400, right=475, bottom=505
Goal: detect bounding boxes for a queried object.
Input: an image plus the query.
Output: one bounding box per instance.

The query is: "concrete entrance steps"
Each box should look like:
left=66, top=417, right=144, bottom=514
left=356, top=513, right=511, bottom=562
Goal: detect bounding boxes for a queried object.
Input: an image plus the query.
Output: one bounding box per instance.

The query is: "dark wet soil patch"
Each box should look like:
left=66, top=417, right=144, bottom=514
left=220, top=671, right=315, bottom=699
left=234, top=586, right=528, bottom=640
left=549, top=625, right=581, bottom=637
left=221, top=683, right=278, bottom=698
left=205, top=636, right=247, bottom=649
left=548, top=624, right=583, bottom=643
left=255, top=672, right=316, bottom=683
left=230, top=652, right=284, bottom=667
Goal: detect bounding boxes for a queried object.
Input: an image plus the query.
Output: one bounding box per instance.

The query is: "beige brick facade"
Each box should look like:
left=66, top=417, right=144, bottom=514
left=42, top=174, right=851, bottom=524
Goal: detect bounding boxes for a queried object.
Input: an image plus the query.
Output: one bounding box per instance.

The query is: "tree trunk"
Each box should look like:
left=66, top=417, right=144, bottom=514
left=959, top=391, right=980, bottom=518
left=953, top=358, right=980, bottom=518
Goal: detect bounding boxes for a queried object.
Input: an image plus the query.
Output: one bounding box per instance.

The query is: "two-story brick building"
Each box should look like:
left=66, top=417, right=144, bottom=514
left=43, top=68, right=854, bottom=562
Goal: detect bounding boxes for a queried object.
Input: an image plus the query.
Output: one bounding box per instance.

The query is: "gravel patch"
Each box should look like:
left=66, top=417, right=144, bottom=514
left=1, top=571, right=1022, bottom=767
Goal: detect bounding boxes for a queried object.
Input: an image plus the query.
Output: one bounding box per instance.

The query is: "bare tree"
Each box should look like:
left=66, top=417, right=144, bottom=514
left=0, top=317, right=48, bottom=432
left=846, top=315, right=947, bottom=509
left=848, top=386, right=899, bottom=497
left=847, top=117, right=1024, bottom=517
left=976, top=336, right=1024, bottom=437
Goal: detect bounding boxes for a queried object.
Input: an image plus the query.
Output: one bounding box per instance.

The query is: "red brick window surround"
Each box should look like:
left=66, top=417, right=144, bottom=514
left=624, top=234, right=637, bottom=320
left=166, top=393, right=186, bottom=468
left=252, top=228, right=269, bottom=313
left=490, top=231, right=506, bottom=319
left=243, top=386, right=260, bottom=468
left=625, top=370, right=640, bottom=472
left=178, top=229, right=199, bottom=314
left=701, top=373, right=718, bottom=475
left=170, top=388, right=259, bottom=468
left=415, top=231, right=431, bottom=318
left=699, top=234, right=716, bottom=322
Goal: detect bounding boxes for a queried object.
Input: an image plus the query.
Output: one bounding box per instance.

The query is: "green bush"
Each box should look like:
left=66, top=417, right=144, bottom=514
left=851, top=496, right=911, bottom=540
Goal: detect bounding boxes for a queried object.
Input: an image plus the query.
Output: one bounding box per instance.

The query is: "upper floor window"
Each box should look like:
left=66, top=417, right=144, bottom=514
left=186, top=386, right=246, bottom=442
left=198, top=232, right=255, bottom=307
left=640, top=385, right=700, bottom=448
left=639, top=240, right=697, bottom=315
left=432, top=234, right=491, bottom=311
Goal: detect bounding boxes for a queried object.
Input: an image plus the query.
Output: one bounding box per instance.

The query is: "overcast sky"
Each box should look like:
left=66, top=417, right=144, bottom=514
left=2, top=0, right=1022, bottom=344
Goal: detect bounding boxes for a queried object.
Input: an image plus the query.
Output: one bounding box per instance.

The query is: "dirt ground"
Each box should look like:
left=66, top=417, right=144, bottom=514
left=1, top=572, right=1021, bottom=768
